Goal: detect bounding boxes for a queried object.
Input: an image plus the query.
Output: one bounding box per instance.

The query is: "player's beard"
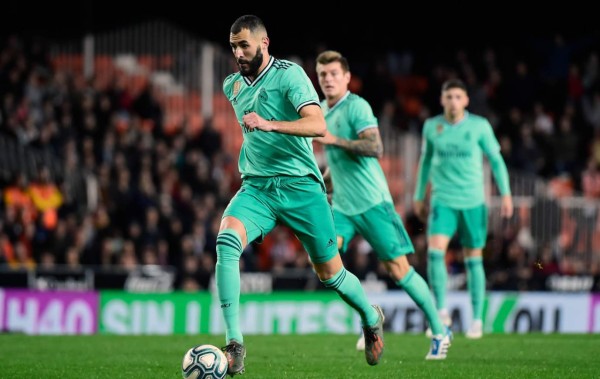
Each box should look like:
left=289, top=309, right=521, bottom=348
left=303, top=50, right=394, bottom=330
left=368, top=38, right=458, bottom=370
left=238, top=47, right=263, bottom=78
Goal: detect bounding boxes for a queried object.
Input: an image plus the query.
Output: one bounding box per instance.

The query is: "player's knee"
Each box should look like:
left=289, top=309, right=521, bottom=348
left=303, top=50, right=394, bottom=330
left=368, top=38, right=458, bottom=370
left=313, top=254, right=343, bottom=281
left=216, top=228, right=244, bottom=261
left=384, top=256, right=411, bottom=281
left=428, top=235, right=450, bottom=251
left=464, top=247, right=483, bottom=258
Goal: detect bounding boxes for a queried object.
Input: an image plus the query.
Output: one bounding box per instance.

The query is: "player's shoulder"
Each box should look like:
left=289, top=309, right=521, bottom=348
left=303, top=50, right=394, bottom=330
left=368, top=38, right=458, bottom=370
left=223, top=72, right=241, bottom=92
left=466, top=112, right=489, bottom=123
left=424, top=114, right=445, bottom=129
left=346, top=92, right=369, bottom=105
left=345, top=93, right=372, bottom=111
left=272, top=58, right=300, bottom=71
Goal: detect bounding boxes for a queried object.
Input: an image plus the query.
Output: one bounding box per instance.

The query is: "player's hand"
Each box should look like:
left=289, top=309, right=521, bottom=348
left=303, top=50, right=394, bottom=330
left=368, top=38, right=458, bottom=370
left=500, top=195, right=513, bottom=218
left=314, top=130, right=337, bottom=145
left=413, top=200, right=427, bottom=222
left=242, top=112, right=275, bottom=132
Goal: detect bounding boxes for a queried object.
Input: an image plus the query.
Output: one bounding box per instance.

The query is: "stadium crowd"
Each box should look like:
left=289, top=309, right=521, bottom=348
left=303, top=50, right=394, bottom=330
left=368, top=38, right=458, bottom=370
left=1, top=32, right=599, bottom=291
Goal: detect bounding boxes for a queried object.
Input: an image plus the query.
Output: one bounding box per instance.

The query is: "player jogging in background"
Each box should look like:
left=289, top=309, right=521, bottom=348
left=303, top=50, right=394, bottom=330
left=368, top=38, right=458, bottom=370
left=413, top=78, right=514, bottom=339
left=314, top=50, right=452, bottom=360
left=217, top=15, right=385, bottom=376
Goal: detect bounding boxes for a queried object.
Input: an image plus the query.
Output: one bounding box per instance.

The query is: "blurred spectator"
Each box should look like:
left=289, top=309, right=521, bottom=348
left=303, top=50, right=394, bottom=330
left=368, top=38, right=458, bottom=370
left=39, top=250, right=56, bottom=269
left=582, top=90, right=600, bottom=133
left=27, top=166, right=63, bottom=230
left=530, top=185, right=562, bottom=251
left=195, top=117, right=222, bottom=161
left=64, top=246, right=82, bottom=270
left=582, top=158, right=600, bottom=199
left=551, top=116, right=580, bottom=176
left=9, top=241, right=35, bottom=270
left=512, top=124, right=545, bottom=175
left=269, top=226, right=300, bottom=272
left=3, top=173, right=36, bottom=224
left=506, top=61, right=536, bottom=113
left=532, top=101, right=554, bottom=137
left=491, top=239, right=531, bottom=291
left=119, top=240, right=138, bottom=270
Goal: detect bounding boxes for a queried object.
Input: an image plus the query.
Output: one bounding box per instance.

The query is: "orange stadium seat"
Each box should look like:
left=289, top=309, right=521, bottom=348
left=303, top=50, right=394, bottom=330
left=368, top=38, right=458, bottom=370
left=186, top=113, right=204, bottom=137
left=163, top=113, right=183, bottom=136
left=387, top=176, right=405, bottom=198
left=137, top=55, right=156, bottom=71
left=187, top=93, right=201, bottom=110
left=158, top=54, right=174, bottom=70
left=51, top=53, right=83, bottom=72
left=166, top=94, right=185, bottom=112
left=379, top=155, right=394, bottom=175
left=94, top=55, right=113, bottom=72
left=128, top=74, right=149, bottom=97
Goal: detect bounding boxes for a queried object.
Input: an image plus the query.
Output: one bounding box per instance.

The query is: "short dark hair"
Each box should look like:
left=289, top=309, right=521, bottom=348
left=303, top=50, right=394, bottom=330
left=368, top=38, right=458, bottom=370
left=231, top=15, right=266, bottom=35
left=316, top=50, right=350, bottom=72
left=441, top=78, right=467, bottom=93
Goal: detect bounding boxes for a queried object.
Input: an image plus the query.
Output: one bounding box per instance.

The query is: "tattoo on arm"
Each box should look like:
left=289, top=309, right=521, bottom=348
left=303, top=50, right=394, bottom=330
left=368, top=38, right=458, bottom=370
left=334, top=128, right=383, bottom=157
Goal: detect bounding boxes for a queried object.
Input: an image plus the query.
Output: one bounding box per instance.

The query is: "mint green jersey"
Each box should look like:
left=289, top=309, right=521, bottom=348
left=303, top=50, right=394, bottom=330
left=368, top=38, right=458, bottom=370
left=414, top=111, right=505, bottom=209
left=322, top=92, right=392, bottom=216
left=223, top=56, right=323, bottom=180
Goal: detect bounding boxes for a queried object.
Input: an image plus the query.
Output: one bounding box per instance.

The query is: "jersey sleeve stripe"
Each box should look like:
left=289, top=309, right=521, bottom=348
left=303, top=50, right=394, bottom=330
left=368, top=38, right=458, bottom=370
left=356, top=124, right=378, bottom=134
left=296, top=100, right=320, bottom=112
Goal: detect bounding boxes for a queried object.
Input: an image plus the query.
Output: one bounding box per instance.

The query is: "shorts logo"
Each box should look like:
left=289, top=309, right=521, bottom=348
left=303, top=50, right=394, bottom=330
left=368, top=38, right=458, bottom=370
left=221, top=303, right=232, bottom=308
left=326, top=238, right=335, bottom=248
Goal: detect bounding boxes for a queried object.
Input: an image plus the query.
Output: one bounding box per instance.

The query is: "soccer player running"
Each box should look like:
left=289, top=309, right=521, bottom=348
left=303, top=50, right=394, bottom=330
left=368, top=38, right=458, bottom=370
left=218, top=16, right=384, bottom=375
left=314, top=50, right=451, bottom=360
left=414, top=78, right=514, bottom=339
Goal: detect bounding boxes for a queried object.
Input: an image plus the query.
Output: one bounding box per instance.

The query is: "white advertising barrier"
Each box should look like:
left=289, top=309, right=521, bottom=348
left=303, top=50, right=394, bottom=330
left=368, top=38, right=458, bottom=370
left=367, top=291, right=596, bottom=334
left=207, top=291, right=598, bottom=335
left=3, top=289, right=599, bottom=335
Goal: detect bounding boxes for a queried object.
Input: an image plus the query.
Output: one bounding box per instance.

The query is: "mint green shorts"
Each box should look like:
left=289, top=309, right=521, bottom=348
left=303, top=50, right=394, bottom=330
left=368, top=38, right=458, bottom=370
left=334, top=202, right=414, bottom=261
left=428, top=202, right=488, bottom=248
left=223, top=175, right=338, bottom=264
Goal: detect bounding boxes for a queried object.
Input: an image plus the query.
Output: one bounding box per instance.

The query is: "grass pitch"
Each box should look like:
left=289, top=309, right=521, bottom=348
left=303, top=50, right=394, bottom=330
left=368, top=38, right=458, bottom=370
left=1, top=333, right=597, bottom=378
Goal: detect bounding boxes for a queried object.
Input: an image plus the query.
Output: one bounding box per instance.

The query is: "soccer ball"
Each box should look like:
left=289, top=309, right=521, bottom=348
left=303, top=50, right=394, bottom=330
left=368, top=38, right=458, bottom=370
left=181, top=344, right=229, bottom=379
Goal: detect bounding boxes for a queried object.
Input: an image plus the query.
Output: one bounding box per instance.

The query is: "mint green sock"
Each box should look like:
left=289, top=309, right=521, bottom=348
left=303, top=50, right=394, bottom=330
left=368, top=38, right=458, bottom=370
left=321, top=267, right=379, bottom=327
left=215, top=229, right=243, bottom=344
left=466, top=256, right=485, bottom=321
left=427, top=249, right=447, bottom=310
left=398, top=267, right=444, bottom=336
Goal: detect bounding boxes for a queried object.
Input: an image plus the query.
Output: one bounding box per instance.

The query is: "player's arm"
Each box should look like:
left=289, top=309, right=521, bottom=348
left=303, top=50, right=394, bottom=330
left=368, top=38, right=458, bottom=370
left=488, top=153, right=513, bottom=218
left=241, top=104, right=326, bottom=137
left=315, top=127, right=383, bottom=158
left=413, top=125, right=433, bottom=221
left=481, top=122, right=514, bottom=218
